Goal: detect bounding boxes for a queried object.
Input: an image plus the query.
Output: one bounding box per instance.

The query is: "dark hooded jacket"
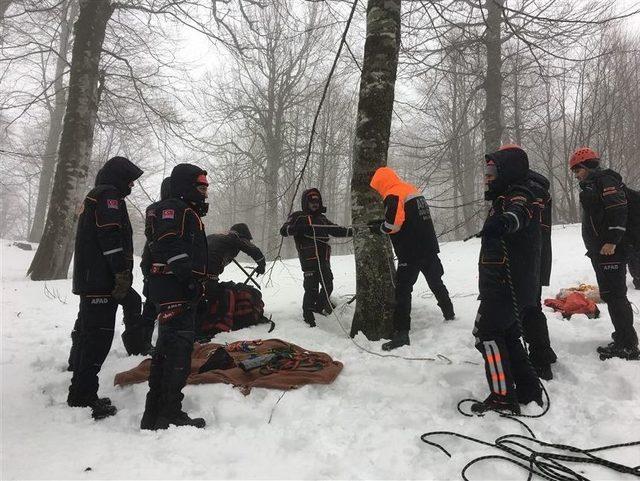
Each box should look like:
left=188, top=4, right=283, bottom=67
left=207, top=223, right=265, bottom=278
left=146, top=164, right=209, bottom=302
left=279, top=188, right=352, bottom=270
left=72, top=156, right=143, bottom=295
left=141, top=177, right=172, bottom=278
left=527, top=170, right=552, bottom=286
left=578, top=168, right=628, bottom=256
left=479, top=148, right=540, bottom=308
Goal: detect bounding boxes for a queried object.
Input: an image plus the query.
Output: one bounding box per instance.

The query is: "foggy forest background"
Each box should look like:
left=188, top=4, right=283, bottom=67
left=1, top=0, right=639, bottom=266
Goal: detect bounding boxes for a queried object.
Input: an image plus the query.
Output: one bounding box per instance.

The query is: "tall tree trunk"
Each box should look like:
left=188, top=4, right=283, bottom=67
left=29, top=0, right=76, bottom=243
left=28, top=0, right=113, bottom=280
left=483, top=0, right=504, bottom=153
left=0, top=0, right=14, bottom=22
left=350, top=0, right=400, bottom=340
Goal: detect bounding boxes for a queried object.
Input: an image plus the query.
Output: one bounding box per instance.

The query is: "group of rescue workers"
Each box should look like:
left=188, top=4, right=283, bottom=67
left=65, top=144, right=639, bottom=426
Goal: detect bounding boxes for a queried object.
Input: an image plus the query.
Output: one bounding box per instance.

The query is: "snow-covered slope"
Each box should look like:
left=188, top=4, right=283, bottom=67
left=1, top=224, right=639, bottom=479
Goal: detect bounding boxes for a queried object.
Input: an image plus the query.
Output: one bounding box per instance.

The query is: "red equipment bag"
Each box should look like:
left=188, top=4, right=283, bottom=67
left=198, top=281, right=272, bottom=340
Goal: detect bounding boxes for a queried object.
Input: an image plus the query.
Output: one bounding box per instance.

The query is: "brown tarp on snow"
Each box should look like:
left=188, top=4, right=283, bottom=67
left=113, top=338, right=343, bottom=394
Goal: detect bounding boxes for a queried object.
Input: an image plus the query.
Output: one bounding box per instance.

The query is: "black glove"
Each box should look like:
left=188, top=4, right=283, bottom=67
left=112, top=271, right=133, bottom=301
left=481, top=215, right=508, bottom=238
left=255, top=260, right=266, bottom=276
left=367, top=219, right=384, bottom=235
left=186, top=279, right=204, bottom=304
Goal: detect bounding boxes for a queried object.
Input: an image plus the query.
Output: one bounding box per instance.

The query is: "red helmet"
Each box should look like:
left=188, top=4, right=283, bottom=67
left=498, top=143, right=523, bottom=151
left=569, top=147, right=599, bottom=169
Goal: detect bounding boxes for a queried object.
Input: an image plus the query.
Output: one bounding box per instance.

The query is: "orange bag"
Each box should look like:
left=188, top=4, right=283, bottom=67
left=544, top=292, right=600, bottom=319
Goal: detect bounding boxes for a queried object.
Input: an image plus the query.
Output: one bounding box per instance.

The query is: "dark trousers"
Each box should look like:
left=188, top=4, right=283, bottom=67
left=473, top=301, right=540, bottom=402
left=522, top=287, right=557, bottom=367
left=302, top=261, right=333, bottom=317
left=68, top=295, right=118, bottom=403
left=69, top=288, right=150, bottom=367
left=628, top=249, right=640, bottom=285
left=591, top=251, right=638, bottom=348
left=144, top=302, right=195, bottom=421
left=393, top=255, right=451, bottom=331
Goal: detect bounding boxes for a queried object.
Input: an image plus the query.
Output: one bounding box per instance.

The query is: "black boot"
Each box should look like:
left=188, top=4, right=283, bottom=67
left=154, top=411, right=206, bottom=430
left=381, top=330, right=410, bottom=351
left=598, top=343, right=640, bottom=361
left=303, top=311, right=316, bottom=328
left=470, top=393, right=520, bottom=415
left=68, top=394, right=117, bottom=420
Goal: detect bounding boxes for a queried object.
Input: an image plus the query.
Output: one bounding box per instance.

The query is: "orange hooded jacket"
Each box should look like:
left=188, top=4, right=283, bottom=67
left=370, top=167, right=420, bottom=234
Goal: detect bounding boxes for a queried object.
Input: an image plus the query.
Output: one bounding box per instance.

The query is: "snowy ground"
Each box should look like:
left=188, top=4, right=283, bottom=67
left=1, top=224, right=639, bottom=480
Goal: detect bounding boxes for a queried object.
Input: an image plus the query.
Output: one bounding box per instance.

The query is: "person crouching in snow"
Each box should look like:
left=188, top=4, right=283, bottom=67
left=472, top=145, right=542, bottom=415
left=280, top=188, right=352, bottom=327
left=570, top=147, right=639, bottom=360
left=368, top=167, right=455, bottom=351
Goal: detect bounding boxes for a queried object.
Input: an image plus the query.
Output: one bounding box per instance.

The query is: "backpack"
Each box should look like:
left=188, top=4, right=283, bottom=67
left=623, top=185, right=640, bottom=250
left=197, top=281, right=271, bottom=340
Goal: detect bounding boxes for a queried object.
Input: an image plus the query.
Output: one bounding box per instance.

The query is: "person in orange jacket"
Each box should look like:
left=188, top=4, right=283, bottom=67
left=369, top=167, right=454, bottom=350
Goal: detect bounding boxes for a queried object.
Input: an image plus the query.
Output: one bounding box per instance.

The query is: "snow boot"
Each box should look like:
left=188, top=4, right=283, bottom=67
left=534, top=364, right=553, bottom=381
left=598, top=343, right=640, bottom=361
left=470, top=393, right=521, bottom=415
left=381, top=330, right=410, bottom=351
left=90, top=400, right=117, bottom=420
left=303, top=311, right=316, bottom=328
left=68, top=395, right=117, bottom=420
left=516, top=389, right=544, bottom=408
left=153, top=411, right=206, bottom=430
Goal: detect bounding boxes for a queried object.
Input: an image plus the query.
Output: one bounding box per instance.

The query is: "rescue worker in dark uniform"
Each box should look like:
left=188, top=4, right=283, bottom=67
left=522, top=170, right=557, bottom=380
left=471, top=145, right=542, bottom=415
left=207, top=223, right=265, bottom=280
left=139, top=177, right=172, bottom=354
left=67, top=156, right=143, bottom=420
left=280, top=188, right=352, bottom=327
left=570, top=147, right=639, bottom=360
left=140, top=164, right=210, bottom=430
left=368, top=167, right=455, bottom=351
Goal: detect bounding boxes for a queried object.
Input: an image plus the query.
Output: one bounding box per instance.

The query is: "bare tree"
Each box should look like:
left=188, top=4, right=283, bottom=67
left=28, top=0, right=113, bottom=279
left=350, top=0, right=400, bottom=340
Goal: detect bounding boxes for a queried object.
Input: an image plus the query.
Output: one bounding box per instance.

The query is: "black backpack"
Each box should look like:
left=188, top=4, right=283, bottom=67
left=624, top=185, right=640, bottom=250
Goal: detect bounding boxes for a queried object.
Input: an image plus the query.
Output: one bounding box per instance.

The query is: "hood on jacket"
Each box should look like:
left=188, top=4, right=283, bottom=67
left=370, top=167, right=403, bottom=197
left=584, top=167, right=622, bottom=185
left=95, top=156, right=143, bottom=197
left=230, top=223, right=252, bottom=240
left=159, top=177, right=171, bottom=201
left=301, top=188, right=326, bottom=213
left=528, top=170, right=550, bottom=191
left=485, top=147, right=529, bottom=200
left=170, top=163, right=209, bottom=216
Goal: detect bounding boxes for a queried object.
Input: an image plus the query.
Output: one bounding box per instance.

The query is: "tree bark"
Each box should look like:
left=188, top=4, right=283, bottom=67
left=29, top=0, right=76, bottom=243
left=350, top=0, right=400, bottom=340
left=0, top=0, right=14, bottom=22
left=483, top=0, right=504, bottom=153
left=28, top=0, right=113, bottom=280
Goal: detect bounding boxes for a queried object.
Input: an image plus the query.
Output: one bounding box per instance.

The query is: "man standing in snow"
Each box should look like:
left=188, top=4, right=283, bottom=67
left=139, top=177, right=173, bottom=354
left=472, top=145, right=542, bottom=415
left=570, top=147, right=639, bottom=360
left=67, top=156, right=143, bottom=420
left=280, top=188, right=353, bottom=327
left=521, top=170, right=557, bottom=380
left=140, top=164, right=210, bottom=430
left=368, top=167, right=454, bottom=351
